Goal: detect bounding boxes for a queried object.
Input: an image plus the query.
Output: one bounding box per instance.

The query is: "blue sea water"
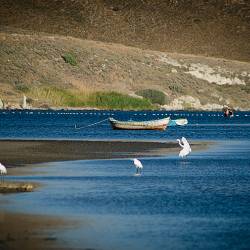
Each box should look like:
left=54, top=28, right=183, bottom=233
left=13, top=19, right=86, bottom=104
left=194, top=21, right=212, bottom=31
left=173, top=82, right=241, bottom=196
left=0, top=109, right=250, bottom=140
left=1, top=110, right=250, bottom=250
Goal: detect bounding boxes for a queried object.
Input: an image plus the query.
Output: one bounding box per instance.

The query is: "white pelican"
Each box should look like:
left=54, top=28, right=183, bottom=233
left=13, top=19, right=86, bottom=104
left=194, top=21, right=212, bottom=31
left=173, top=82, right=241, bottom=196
left=0, top=163, right=7, bottom=182
left=177, top=137, right=191, bottom=158
left=133, top=158, right=143, bottom=175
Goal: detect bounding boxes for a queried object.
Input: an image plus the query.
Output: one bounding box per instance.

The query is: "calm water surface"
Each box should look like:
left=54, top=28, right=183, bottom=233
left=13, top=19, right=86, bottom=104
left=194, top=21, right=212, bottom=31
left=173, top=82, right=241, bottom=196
left=1, top=110, right=250, bottom=250
left=0, top=109, right=250, bottom=140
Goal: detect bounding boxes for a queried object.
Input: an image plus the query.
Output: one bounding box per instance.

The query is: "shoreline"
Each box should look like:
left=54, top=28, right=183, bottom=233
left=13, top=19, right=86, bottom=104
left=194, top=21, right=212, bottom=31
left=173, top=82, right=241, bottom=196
left=0, top=139, right=211, bottom=250
left=1, top=108, right=250, bottom=112
left=0, top=211, right=72, bottom=250
left=0, top=139, right=209, bottom=167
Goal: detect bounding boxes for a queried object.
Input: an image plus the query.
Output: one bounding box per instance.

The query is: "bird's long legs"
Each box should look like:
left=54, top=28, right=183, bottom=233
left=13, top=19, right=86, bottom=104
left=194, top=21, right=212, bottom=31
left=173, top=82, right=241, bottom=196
left=1, top=174, right=5, bottom=183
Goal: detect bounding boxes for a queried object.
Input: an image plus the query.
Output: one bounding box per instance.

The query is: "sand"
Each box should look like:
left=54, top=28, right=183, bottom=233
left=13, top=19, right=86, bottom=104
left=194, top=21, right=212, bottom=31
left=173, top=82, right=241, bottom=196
left=0, top=139, right=207, bottom=167
left=0, top=182, right=35, bottom=193
left=0, top=211, right=72, bottom=250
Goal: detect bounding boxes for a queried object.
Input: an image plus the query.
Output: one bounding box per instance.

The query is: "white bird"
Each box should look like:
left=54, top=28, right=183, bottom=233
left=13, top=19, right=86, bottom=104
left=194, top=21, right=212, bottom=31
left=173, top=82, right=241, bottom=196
left=133, top=158, right=143, bottom=175
left=177, top=137, right=191, bottom=158
left=0, top=163, right=7, bottom=183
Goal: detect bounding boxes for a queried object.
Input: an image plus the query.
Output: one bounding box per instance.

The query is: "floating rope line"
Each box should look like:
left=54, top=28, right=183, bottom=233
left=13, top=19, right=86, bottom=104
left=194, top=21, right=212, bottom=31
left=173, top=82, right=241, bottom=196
left=74, top=118, right=110, bottom=130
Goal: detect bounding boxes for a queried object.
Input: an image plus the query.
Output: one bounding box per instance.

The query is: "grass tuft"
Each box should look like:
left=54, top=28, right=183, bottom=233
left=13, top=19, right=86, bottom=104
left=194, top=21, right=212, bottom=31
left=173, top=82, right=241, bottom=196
left=62, top=53, right=77, bottom=66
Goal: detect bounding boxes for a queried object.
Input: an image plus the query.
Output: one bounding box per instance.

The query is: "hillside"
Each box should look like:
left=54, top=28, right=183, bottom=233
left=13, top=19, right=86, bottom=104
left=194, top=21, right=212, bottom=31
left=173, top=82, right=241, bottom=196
left=0, top=0, right=249, bottom=110
left=1, top=31, right=249, bottom=110
left=1, top=0, right=250, bottom=61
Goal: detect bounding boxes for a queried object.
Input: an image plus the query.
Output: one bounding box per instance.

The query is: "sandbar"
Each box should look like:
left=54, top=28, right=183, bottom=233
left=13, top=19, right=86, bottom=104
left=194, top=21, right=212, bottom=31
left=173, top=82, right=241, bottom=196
left=0, top=139, right=208, bottom=167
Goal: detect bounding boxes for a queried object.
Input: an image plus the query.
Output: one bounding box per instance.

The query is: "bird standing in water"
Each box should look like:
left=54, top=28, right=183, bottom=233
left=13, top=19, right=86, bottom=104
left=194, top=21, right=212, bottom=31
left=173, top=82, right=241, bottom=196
left=0, top=163, right=7, bottom=183
left=177, top=137, right=191, bottom=158
left=133, top=158, right=143, bottom=175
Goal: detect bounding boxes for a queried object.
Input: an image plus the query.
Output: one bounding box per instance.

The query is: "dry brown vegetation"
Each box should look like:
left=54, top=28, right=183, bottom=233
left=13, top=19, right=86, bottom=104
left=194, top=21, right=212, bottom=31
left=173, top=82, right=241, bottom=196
left=0, top=31, right=250, bottom=109
left=1, top=0, right=249, bottom=61
left=0, top=0, right=249, bottom=110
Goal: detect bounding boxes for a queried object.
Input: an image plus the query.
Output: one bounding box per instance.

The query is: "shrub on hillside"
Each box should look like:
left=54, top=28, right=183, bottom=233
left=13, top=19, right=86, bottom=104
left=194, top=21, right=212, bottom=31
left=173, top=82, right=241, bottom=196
left=89, top=91, right=153, bottom=110
left=14, top=81, right=30, bottom=92
left=135, top=89, right=167, bottom=105
left=62, top=53, right=77, bottom=66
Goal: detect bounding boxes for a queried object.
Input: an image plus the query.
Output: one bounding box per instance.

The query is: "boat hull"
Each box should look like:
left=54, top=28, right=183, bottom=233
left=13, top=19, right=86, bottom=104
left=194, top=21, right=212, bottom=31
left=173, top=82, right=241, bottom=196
left=109, top=117, right=170, bottom=131
left=169, top=118, right=188, bottom=126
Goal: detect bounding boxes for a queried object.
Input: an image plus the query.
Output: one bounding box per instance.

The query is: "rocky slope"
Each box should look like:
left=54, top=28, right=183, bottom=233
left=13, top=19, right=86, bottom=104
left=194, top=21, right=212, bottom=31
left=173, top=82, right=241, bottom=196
left=0, top=31, right=249, bottom=110
left=0, top=0, right=249, bottom=110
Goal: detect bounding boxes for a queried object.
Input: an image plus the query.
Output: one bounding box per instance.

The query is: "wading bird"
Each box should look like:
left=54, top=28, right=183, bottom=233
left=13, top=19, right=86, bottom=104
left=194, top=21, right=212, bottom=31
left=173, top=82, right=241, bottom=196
left=0, top=163, right=7, bottom=183
left=177, top=137, right=191, bottom=158
left=133, top=158, right=143, bottom=175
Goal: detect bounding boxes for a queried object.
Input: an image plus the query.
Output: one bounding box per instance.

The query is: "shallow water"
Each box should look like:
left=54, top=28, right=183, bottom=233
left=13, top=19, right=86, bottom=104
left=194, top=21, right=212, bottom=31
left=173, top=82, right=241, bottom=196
left=1, top=110, right=250, bottom=250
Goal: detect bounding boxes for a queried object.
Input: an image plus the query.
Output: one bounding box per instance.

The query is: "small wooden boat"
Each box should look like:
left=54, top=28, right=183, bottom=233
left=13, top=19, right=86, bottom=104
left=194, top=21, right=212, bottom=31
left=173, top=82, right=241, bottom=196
left=109, top=117, right=170, bottom=130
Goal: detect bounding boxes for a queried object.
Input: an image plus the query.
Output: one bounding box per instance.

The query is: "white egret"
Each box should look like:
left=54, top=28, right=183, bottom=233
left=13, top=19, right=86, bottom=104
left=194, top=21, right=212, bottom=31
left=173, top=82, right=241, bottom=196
left=177, top=137, right=191, bottom=158
left=0, top=163, right=7, bottom=183
left=133, top=158, right=143, bottom=175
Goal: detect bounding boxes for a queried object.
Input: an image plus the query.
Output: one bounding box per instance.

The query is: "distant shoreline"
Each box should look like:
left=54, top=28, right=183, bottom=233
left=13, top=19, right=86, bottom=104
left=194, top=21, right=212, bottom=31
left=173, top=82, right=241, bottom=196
left=1, top=108, right=250, bottom=111
left=0, top=106, right=250, bottom=113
